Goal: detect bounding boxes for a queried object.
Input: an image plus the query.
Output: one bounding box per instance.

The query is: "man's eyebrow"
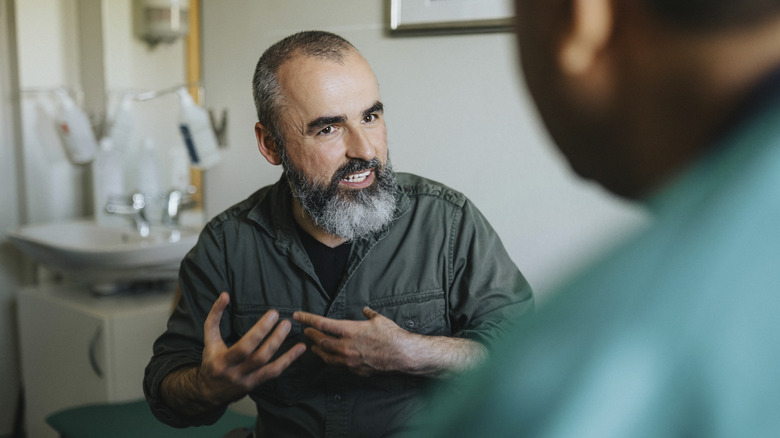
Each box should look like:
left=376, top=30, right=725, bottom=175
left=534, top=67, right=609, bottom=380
left=306, top=115, right=346, bottom=135
left=363, top=101, right=384, bottom=118
left=305, top=101, right=384, bottom=135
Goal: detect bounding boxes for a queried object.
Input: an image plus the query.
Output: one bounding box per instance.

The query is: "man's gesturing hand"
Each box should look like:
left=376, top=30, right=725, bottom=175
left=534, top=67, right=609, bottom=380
left=293, top=307, right=411, bottom=377
left=198, top=292, right=306, bottom=404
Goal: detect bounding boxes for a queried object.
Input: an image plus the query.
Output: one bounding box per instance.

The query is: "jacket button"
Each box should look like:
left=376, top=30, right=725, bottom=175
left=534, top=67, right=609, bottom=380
left=406, top=320, right=415, bottom=329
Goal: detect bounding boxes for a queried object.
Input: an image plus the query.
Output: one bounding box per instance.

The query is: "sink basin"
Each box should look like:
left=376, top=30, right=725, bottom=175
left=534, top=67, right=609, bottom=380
left=8, top=219, right=200, bottom=286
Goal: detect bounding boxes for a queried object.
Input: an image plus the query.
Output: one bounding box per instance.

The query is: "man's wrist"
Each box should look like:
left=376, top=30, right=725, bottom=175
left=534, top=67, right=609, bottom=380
left=161, top=366, right=228, bottom=419
left=396, top=330, right=422, bottom=373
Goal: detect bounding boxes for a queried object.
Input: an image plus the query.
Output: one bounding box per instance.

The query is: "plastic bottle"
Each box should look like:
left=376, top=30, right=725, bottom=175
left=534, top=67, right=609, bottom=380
left=54, top=89, right=98, bottom=164
left=34, top=96, right=70, bottom=164
left=108, top=93, right=134, bottom=153
left=168, top=144, right=191, bottom=190
left=92, top=138, right=125, bottom=225
left=135, top=138, right=163, bottom=221
left=177, top=88, right=220, bottom=169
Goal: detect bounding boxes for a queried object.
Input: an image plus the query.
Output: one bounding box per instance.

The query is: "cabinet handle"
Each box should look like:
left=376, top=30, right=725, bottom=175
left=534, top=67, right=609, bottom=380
left=89, top=326, right=103, bottom=377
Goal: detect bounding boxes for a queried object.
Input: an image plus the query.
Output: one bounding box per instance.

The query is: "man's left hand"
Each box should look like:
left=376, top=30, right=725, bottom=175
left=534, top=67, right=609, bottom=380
left=293, top=307, right=410, bottom=376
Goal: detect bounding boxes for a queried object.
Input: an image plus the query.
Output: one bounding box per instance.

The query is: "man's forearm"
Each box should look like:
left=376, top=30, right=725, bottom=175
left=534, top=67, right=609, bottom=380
left=160, top=366, right=228, bottom=419
left=399, top=334, right=487, bottom=378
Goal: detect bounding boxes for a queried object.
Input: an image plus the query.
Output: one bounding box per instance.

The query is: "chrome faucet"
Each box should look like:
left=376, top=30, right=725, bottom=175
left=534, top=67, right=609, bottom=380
left=105, top=193, right=151, bottom=237
left=162, top=186, right=197, bottom=227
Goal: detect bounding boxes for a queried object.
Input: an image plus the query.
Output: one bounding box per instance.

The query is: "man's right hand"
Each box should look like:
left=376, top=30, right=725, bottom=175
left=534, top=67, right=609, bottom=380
left=161, top=292, right=306, bottom=416
left=199, top=291, right=307, bottom=403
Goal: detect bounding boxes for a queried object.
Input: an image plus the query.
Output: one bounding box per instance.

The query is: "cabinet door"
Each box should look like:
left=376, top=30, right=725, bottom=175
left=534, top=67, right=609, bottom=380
left=18, top=291, right=109, bottom=438
left=105, top=306, right=170, bottom=401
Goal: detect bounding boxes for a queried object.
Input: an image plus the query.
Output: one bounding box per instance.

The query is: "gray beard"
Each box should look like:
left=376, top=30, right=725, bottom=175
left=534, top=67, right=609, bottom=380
left=281, top=152, right=398, bottom=241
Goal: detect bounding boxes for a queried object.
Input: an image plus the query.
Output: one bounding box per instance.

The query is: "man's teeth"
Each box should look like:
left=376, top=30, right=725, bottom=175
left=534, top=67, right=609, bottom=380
left=343, top=170, right=371, bottom=183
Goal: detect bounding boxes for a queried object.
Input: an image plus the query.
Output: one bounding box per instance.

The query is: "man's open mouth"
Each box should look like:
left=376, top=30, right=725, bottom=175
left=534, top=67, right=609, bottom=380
left=342, top=169, right=372, bottom=183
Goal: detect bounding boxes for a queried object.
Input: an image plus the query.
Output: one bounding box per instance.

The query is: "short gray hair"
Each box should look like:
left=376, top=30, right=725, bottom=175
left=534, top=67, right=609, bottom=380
left=251, top=31, right=357, bottom=145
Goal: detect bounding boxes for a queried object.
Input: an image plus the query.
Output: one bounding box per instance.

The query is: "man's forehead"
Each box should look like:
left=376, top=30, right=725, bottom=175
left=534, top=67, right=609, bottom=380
left=278, top=50, right=367, bottom=83
left=278, top=54, right=380, bottom=115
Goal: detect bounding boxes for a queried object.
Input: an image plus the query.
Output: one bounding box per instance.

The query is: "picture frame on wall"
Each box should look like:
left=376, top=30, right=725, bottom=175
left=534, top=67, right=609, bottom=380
left=389, top=0, right=513, bottom=33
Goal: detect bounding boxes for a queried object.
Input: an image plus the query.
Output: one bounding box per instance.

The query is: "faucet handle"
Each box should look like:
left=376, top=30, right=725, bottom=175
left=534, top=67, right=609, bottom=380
left=106, top=192, right=146, bottom=215
left=163, top=186, right=198, bottom=226
left=105, top=192, right=151, bottom=237
left=131, top=193, right=147, bottom=210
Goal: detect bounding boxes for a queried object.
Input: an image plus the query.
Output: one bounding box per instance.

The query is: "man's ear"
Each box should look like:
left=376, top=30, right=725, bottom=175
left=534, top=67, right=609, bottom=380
left=558, top=0, right=614, bottom=75
left=255, top=122, right=281, bottom=165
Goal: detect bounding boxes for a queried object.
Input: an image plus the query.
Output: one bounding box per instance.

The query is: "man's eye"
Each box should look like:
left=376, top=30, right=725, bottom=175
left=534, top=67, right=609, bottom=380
left=318, top=126, right=335, bottom=135
left=364, top=114, right=378, bottom=123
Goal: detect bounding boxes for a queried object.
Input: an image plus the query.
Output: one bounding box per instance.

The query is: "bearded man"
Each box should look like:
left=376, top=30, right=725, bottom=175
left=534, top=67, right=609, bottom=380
left=143, top=30, right=533, bottom=438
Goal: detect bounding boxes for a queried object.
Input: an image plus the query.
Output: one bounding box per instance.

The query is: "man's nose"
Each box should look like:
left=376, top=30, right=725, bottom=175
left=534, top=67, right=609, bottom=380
left=345, top=127, right=375, bottom=161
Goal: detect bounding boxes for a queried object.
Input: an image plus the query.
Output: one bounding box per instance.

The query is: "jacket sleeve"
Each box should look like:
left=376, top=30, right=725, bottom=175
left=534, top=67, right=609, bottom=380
left=143, top=220, right=230, bottom=427
left=446, top=199, right=534, bottom=348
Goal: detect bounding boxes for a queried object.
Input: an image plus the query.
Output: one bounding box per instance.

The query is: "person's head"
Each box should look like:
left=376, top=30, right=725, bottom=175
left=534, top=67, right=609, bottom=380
left=513, top=0, right=780, bottom=198
left=252, top=31, right=396, bottom=241
left=252, top=31, right=356, bottom=145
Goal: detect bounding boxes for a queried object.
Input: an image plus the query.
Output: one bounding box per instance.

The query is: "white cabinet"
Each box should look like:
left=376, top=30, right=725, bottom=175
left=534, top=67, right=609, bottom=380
left=17, top=284, right=174, bottom=438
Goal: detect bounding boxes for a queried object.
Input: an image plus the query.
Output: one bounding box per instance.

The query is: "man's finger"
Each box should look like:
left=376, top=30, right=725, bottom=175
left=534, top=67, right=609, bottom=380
left=293, top=311, right=327, bottom=328
left=363, top=307, right=380, bottom=319
left=204, top=292, right=230, bottom=346
left=248, top=342, right=307, bottom=383
left=246, top=319, right=294, bottom=367
left=304, top=328, right=352, bottom=357
left=294, top=311, right=350, bottom=336
left=302, top=327, right=328, bottom=343
left=224, top=309, right=280, bottom=364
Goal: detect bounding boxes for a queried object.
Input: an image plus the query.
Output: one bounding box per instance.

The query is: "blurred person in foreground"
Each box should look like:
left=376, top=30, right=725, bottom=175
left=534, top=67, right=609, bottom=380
left=143, top=31, right=533, bottom=437
left=413, top=0, right=780, bottom=436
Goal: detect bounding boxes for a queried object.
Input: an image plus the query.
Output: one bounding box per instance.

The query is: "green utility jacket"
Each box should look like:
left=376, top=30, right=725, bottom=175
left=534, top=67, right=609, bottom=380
left=144, top=172, right=533, bottom=437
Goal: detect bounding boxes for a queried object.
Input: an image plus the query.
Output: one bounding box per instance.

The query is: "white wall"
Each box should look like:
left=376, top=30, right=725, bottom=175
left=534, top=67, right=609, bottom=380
left=17, top=0, right=88, bottom=224
left=200, top=0, right=648, bottom=297
left=102, top=0, right=188, bottom=187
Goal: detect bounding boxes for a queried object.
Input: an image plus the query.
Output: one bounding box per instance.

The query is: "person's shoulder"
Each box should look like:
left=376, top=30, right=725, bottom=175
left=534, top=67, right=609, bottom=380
left=396, top=172, right=468, bottom=208
left=207, top=182, right=278, bottom=229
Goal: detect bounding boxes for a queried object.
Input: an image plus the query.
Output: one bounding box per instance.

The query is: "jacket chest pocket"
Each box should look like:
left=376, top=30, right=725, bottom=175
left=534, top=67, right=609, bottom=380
left=232, top=306, right=315, bottom=405
left=370, top=289, right=449, bottom=336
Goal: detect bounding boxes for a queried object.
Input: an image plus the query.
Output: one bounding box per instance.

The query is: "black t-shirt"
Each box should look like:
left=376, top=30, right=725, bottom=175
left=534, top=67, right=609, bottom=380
left=296, top=224, right=351, bottom=299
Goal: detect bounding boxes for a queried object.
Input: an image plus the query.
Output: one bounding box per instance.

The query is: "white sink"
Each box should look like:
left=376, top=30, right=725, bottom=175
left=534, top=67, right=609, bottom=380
left=8, top=219, right=200, bottom=286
